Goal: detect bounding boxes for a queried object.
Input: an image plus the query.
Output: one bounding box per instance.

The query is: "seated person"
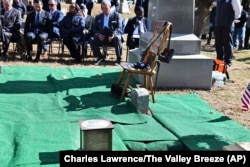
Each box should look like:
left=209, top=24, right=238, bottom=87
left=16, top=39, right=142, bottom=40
left=0, top=0, right=22, bottom=61
left=24, top=0, right=52, bottom=62
left=124, top=6, right=148, bottom=50
left=78, top=4, right=94, bottom=57
left=89, top=0, right=123, bottom=65
left=59, top=3, right=85, bottom=63
left=41, top=0, right=64, bottom=56
left=49, top=0, right=64, bottom=38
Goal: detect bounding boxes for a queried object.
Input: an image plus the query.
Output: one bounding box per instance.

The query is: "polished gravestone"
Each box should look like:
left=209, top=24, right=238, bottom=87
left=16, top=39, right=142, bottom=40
left=148, top=0, right=194, bottom=34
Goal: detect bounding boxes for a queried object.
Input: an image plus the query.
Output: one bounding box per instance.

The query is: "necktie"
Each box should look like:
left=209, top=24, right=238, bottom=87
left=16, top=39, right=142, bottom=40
left=4, top=10, right=10, bottom=23
left=138, top=21, right=141, bottom=35
left=35, top=13, right=40, bottom=26
left=4, top=10, right=9, bottom=19
left=34, top=13, right=40, bottom=34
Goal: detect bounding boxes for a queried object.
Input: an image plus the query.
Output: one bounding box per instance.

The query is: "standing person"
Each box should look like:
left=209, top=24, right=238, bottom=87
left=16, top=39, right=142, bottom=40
left=56, top=0, right=61, bottom=11
left=24, top=0, right=52, bottom=62
left=26, top=1, right=35, bottom=15
left=214, top=0, right=241, bottom=68
left=42, top=0, right=49, bottom=11
left=244, top=6, right=250, bottom=49
left=0, top=0, right=22, bottom=61
left=135, top=0, right=148, bottom=17
left=232, top=5, right=247, bottom=50
left=12, top=0, right=27, bottom=19
left=89, top=0, right=123, bottom=66
left=124, top=6, right=148, bottom=49
left=59, top=3, right=85, bottom=63
left=111, top=0, right=120, bottom=13
left=207, top=1, right=216, bottom=45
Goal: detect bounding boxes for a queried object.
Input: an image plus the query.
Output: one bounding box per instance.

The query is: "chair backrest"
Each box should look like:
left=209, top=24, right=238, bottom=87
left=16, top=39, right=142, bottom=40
left=141, top=21, right=173, bottom=70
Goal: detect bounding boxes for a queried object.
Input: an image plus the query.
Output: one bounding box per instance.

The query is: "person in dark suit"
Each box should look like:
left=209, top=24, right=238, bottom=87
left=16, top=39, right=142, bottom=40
left=78, top=4, right=94, bottom=57
left=89, top=0, right=123, bottom=65
left=48, top=0, right=64, bottom=38
left=124, top=6, right=148, bottom=49
left=24, top=0, right=52, bottom=62
left=26, top=1, right=35, bottom=15
left=215, top=0, right=241, bottom=67
left=42, top=0, right=49, bottom=11
left=111, top=0, right=120, bottom=13
left=207, top=1, right=216, bottom=45
left=56, top=0, right=61, bottom=11
left=0, top=0, right=22, bottom=61
left=135, top=0, right=148, bottom=17
left=59, top=3, right=85, bottom=63
left=38, top=0, right=63, bottom=57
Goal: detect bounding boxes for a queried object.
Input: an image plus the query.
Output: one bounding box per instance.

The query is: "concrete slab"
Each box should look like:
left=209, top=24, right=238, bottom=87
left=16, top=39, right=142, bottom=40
left=139, top=32, right=201, bottom=55
left=128, top=50, right=213, bottom=89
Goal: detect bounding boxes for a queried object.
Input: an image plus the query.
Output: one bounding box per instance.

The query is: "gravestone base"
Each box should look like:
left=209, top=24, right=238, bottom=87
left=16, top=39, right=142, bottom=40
left=128, top=50, right=213, bottom=89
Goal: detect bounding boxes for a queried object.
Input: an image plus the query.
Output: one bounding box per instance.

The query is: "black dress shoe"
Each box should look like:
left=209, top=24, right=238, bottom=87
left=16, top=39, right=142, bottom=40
left=34, top=57, right=40, bottom=63
left=27, top=55, right=32, bottom=61
left=94, top=57, right=105, bottom=65
left=74, top=58, right=81, bottom=64
left=0, top=55, right=7, bottom=61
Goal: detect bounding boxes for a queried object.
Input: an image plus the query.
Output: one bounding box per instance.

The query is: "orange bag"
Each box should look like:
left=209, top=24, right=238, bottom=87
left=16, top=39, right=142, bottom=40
left=213, top=59, right=227, bottom=73
left=213, top=59, right=229, bottom=79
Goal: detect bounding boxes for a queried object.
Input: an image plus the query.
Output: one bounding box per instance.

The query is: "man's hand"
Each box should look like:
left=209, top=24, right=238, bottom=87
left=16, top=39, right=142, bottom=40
left=83, top=29, right=89, bottom=34
left=108, top=34, right=114, bottom=42
left=2, top=28, right=7, bottom=32
left=234, top=20, right=240, bottom=23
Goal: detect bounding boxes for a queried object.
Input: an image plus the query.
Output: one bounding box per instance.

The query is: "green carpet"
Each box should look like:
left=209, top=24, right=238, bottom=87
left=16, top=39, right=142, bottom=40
left=114, top=115, right=187, bottom=150
left=0, top=66, right=134, bottom=166
left=1, top=66, right=250, bottom=166
left=0, top=66, right=145, bottom=124
left=150, top=94, right=250, bottom=150
left=0, top=66, right=181, bottom=167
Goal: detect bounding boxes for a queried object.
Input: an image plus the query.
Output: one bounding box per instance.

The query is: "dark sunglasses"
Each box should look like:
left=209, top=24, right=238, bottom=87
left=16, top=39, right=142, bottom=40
left=48, top=4, right=55, bottom=6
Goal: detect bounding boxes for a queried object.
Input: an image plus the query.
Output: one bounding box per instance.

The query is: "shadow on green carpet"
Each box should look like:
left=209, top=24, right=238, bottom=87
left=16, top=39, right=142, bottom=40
left=4, top=66, right=247, bottom=166
left=150, top=94, right=250, bottom=150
